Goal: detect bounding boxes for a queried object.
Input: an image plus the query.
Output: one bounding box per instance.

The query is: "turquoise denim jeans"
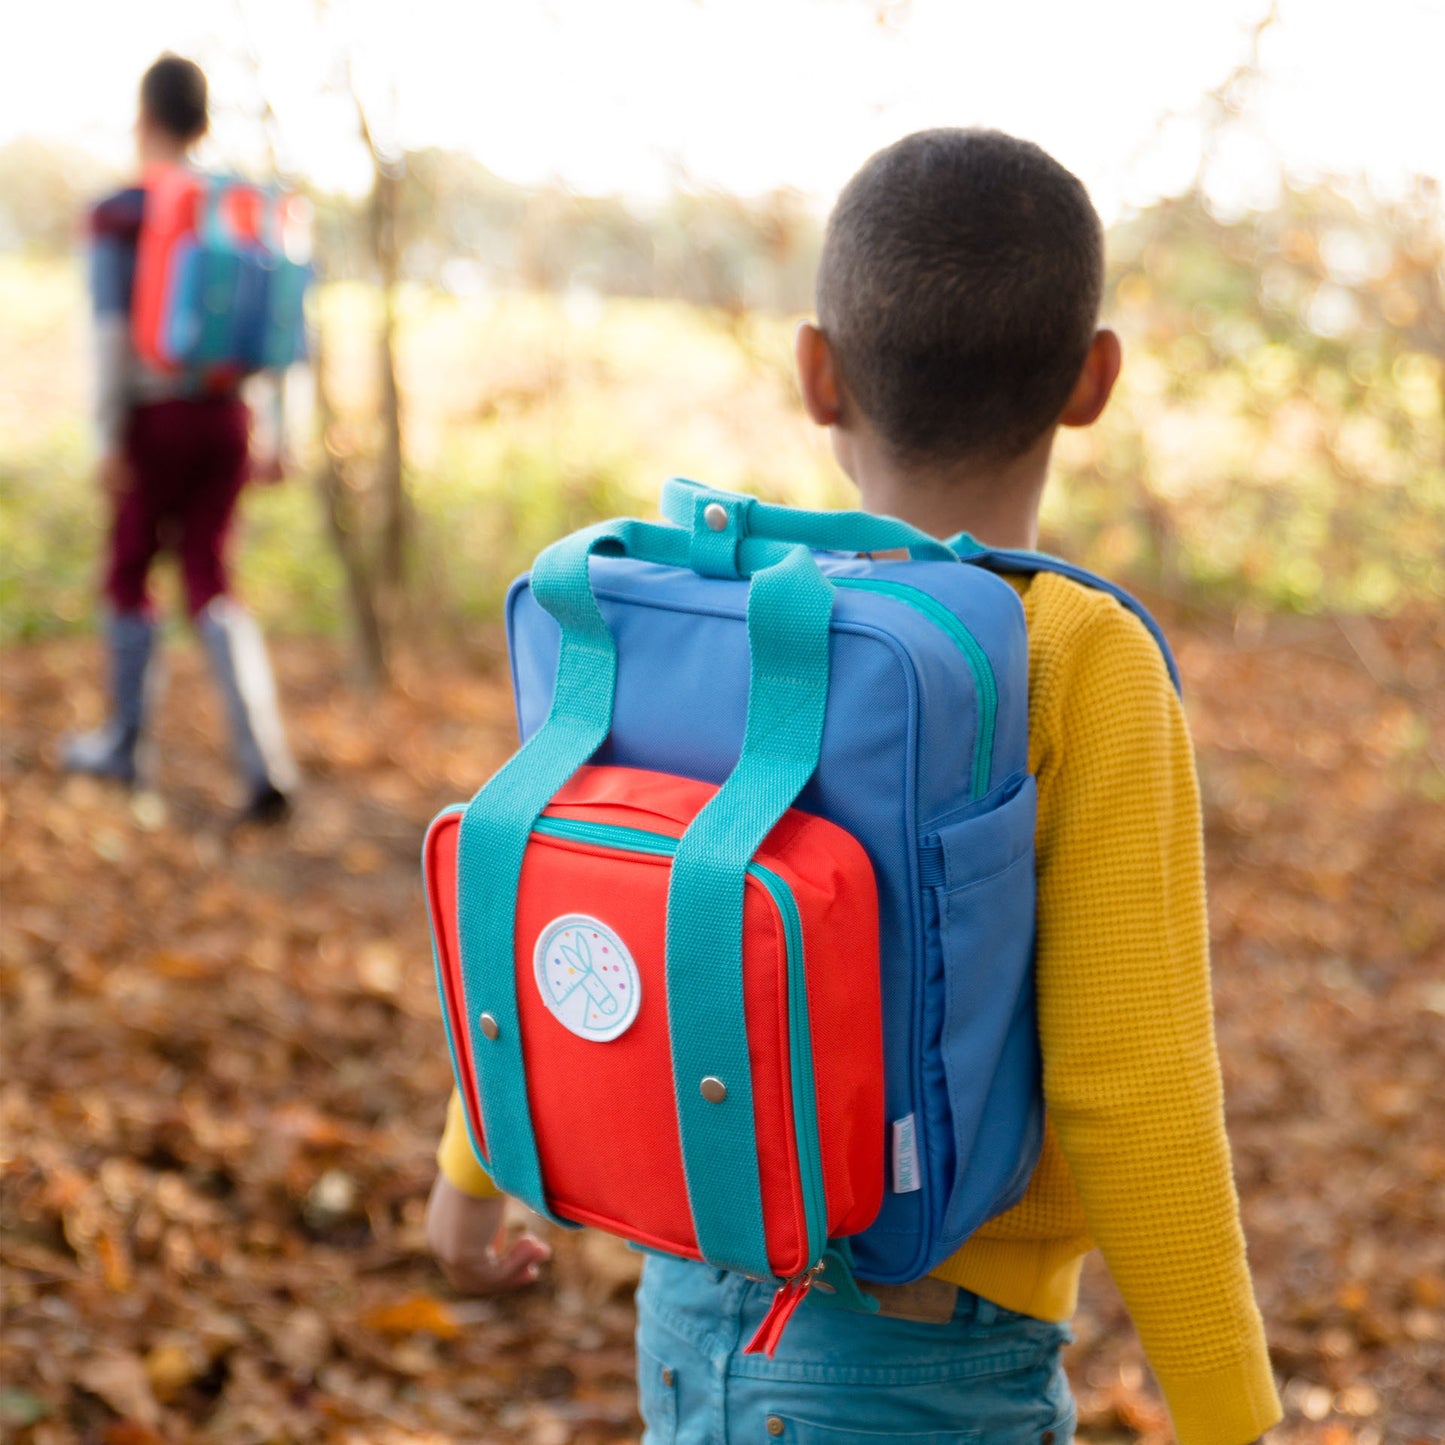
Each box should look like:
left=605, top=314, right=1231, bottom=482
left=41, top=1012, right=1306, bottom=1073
left=636, top=1254, right=1076, bottom=1444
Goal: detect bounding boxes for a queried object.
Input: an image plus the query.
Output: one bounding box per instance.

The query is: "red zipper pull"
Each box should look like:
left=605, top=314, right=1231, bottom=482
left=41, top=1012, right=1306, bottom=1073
left=743, top=1268, right=818, bottom=1358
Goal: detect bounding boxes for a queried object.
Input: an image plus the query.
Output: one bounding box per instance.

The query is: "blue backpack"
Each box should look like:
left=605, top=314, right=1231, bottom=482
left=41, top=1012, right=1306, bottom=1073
left=426, top=478, right=1176, bottom=1342
left=133, top=166, right=310, bottom=385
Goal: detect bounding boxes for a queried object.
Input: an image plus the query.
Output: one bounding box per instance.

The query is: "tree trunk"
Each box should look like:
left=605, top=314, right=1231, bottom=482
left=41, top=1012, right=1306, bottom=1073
left=312, top=320, right=389, bottom=688
left=372, top=160, right=408, bottom=615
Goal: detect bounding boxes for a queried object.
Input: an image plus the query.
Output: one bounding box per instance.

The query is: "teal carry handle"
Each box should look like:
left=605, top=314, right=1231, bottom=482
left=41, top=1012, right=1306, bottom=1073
left=456, top=514, right=836, bottom=1281
left=661, top=476, right=959, bottom=572
left=664, top=541, right=834, bottom=1278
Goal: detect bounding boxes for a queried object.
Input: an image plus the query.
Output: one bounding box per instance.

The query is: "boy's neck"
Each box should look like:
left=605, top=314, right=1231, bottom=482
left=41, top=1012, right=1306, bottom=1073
left=139, top=131, right=192, bottom=169
left=844, top=430, right=1052, bottom=551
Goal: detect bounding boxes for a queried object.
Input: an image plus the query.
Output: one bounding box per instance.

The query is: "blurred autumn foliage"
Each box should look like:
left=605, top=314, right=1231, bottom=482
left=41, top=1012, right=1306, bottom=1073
left=1065, top=180, right=1444, bottom=614
left=2, top=94, right=1444, bottom=1445
left=1, top=152, right=1442, bottom=652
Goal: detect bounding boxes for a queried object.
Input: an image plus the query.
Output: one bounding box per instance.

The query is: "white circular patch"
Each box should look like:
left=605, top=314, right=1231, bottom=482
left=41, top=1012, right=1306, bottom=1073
left=533, top=914, right=641, bottom=1043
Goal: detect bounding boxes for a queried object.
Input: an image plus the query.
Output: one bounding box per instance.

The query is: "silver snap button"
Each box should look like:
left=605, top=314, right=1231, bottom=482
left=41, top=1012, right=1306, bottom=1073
left=661, top=1366, right=674, bottom=1387
left=479, top=1012, right=500, bottom=1041
left=703, top=502, right=729, bottom=532
left=700, top=1076, right=727, bottom=1103
left=766, top=1417, right=785, bottom=1437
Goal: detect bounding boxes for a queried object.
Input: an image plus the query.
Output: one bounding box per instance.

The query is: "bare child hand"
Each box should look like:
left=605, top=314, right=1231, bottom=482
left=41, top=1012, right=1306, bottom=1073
left=426, top=1174, right=551, bottom=1294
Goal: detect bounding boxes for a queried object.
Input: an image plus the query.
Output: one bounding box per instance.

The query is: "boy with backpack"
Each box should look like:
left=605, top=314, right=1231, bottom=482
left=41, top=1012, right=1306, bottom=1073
left=427, top=129, right=1281, bottom=1443
left=63, top=53, right=298, bottom=823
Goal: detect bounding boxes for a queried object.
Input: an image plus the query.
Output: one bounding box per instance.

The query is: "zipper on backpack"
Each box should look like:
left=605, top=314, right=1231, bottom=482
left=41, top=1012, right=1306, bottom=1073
left=833, top=577, right=997, bottom=800
left=530, top=815, right=830, bottom=1271
left=744, top=1258, right=826, bottom=1358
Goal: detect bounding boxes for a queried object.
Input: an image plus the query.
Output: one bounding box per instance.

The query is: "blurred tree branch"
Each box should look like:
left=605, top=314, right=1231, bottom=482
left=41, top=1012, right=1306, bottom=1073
left=231, top=0, right=416, bottom=685
left=346, top=55, right=411, bottom=638
left=312, top=318, right=389, bottom=686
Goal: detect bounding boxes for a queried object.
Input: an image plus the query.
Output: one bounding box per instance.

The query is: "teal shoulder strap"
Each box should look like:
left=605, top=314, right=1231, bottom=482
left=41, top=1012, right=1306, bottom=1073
left=953, top=538, right=1182, bottom=695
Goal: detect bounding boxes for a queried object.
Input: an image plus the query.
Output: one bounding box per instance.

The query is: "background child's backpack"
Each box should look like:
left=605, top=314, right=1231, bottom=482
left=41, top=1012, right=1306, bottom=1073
left=131, top=165, right=310, bottom=387
left=424, top=478, right=1176, bottom=1349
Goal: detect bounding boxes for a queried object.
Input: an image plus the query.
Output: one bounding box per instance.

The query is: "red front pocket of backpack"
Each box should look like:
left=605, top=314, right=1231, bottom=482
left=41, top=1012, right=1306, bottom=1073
left=425, top=764, right=884, bottom=1278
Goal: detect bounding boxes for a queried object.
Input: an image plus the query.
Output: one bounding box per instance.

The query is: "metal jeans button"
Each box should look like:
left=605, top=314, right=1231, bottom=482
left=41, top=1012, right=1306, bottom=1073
left=766, top=1417, right=785, bottom=1437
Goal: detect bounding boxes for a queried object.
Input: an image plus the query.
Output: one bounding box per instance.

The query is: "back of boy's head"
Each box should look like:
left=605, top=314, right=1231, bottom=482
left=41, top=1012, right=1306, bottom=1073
left=817, top=128, right=1104, bottom=468
left=140, top=54, right=209, bottom=143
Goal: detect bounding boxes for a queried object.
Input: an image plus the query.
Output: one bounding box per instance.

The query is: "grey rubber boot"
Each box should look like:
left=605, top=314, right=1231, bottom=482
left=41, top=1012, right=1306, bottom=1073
left=197, top=596, right=299, bottom=820
left=62, top=611, right=157, bottom=786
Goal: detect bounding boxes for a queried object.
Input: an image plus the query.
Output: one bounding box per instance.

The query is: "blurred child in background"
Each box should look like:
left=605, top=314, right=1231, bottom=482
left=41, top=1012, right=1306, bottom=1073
left=63, top=53, right=296, bottom=824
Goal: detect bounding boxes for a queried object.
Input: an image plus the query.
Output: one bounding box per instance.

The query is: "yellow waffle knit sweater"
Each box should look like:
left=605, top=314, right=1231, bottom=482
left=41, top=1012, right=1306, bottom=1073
left=436, top=570, right=1281, bottom=1445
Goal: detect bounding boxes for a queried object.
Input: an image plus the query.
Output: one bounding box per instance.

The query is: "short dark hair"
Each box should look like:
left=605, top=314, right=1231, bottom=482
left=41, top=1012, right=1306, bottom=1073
left=817, top=128, right=1104, bottom=466
left=140, top=54, right=208, bottom=142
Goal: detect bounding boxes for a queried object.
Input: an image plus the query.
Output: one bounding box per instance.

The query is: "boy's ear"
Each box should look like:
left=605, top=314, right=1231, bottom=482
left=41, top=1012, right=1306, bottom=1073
left=1059, top=328, right=1122, bottom=429
left=795, top=321, right=843, bottom=428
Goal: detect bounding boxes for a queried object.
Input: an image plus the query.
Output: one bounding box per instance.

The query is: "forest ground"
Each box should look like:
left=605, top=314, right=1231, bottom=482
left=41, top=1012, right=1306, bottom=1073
left=2, top=604, right=1442, bottom=1444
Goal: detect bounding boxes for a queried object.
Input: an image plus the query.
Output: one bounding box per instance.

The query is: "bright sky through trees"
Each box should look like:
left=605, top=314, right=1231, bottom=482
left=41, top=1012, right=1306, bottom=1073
left=2, top=0, right=1441, bottom=220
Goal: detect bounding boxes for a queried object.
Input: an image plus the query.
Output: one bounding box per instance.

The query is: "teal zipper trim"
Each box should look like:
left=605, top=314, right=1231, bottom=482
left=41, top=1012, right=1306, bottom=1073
left=532, top=814, right=829, bottom=1270
left=756, top=857, right=827, bottom=1275
left=833, top=577, right=997, bottom=800
left=534, top=815, right=676, bottom=858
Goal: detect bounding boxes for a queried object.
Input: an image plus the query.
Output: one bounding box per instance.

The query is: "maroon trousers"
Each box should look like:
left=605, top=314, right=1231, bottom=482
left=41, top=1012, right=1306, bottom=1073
left=106, top=396, right=250, bottom=618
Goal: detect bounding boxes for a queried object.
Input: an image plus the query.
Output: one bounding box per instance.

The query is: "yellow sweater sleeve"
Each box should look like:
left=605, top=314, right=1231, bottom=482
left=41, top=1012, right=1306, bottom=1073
left=436, top=1089, right=502, bottom=1198
left=1025, top=579, right=1278, bottom=1443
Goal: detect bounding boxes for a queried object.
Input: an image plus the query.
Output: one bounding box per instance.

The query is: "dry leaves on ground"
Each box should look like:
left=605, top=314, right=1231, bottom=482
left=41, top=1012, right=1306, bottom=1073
left=1, top=606, right=1442, bottom=1443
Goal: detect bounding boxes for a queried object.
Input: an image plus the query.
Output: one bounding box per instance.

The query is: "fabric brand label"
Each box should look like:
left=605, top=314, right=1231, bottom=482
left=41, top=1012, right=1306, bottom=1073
left=533, top=913, right=641, bottom=1043
left=892, top=1114, right=921, bottom=1193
